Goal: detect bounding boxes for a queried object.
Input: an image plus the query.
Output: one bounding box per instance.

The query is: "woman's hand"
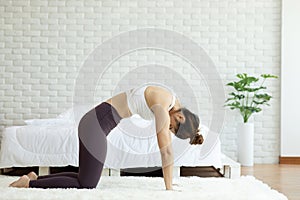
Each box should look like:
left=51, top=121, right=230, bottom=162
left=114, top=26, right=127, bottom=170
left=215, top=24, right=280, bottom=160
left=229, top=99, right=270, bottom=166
left=166, top=186, right=173, bottom=190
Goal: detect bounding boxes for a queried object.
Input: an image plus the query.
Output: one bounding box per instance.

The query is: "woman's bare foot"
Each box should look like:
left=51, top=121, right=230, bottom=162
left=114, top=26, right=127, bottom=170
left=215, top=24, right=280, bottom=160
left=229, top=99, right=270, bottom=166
left=9, top=175, right=30, bottom=188
left=27, top=171, right=38, bottom=180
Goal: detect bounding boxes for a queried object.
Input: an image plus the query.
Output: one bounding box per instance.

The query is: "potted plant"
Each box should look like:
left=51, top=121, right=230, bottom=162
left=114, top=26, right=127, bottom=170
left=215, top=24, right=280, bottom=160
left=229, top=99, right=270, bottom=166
left=225, top=73, right=278, bottom=166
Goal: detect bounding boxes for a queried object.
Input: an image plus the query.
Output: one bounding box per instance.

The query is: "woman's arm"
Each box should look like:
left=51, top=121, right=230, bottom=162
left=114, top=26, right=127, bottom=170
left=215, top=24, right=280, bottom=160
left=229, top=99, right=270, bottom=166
left=152, top=104, right=174, bottom=190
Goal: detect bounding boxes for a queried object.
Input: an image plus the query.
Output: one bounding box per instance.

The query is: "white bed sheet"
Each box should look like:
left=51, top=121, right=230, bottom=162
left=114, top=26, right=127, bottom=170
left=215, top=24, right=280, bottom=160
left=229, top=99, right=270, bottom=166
left=0, top=125, right=79, bottom=168
left=0, top=115, right=222, bottom=169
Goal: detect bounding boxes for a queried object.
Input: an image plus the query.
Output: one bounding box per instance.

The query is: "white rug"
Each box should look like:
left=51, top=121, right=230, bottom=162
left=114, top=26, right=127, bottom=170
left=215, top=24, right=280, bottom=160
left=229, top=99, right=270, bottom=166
left=0, top=175, right=287, bottom=200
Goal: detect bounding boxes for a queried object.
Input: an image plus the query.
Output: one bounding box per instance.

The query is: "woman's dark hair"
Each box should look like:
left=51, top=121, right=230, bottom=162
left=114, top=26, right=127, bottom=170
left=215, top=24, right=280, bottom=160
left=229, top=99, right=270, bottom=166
left=174, top=108, right=204, bottom=145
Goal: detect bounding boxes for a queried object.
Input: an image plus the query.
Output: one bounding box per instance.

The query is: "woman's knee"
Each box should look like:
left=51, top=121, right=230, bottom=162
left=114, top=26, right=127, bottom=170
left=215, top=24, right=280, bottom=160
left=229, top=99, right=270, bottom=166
left=79, top=178, right=99, bottom=189
left=80, top=183, right=97, bottom=189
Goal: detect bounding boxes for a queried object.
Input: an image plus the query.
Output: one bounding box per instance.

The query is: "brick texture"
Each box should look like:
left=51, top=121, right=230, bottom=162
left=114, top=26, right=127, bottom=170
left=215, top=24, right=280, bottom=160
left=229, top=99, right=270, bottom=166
left=0, top=0, right=281, bottom=163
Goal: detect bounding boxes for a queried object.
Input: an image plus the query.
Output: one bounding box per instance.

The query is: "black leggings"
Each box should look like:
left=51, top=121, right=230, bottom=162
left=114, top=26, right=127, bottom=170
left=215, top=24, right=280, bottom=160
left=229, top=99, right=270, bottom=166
left=29, top=102, right=122, bottom=189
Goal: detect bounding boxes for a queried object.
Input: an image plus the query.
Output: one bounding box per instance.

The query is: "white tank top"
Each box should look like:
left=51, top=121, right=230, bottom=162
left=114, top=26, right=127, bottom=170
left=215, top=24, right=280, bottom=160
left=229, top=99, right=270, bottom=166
left=126, top=83, right=176, bottom=120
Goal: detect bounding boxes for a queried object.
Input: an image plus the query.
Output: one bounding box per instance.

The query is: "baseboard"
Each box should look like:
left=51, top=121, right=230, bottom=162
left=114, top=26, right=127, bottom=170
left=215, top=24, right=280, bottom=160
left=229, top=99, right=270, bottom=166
left=279, top=156, right=300, bottom=164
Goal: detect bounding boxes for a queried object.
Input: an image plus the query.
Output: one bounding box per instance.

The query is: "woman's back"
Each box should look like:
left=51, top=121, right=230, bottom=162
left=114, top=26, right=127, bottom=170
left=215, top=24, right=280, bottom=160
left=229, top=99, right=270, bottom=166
left=106, top=83, right=175, bottom=119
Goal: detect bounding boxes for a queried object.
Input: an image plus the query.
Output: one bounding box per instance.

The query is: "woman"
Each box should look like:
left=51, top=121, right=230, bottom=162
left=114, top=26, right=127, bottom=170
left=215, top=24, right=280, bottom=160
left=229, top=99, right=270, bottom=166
left=9, top=83, right=203, bottom=190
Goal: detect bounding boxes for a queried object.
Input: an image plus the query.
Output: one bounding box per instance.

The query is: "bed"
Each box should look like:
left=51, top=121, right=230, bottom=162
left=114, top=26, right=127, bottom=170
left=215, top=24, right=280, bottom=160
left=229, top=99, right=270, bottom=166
left=0, top=108, right=240, bottom=178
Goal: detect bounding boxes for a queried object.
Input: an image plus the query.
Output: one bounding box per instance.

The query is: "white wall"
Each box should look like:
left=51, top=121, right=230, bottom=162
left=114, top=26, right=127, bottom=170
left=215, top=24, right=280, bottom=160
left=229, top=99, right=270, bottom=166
left=0, top=0, right=281, bottom=163
left=281, top=0, right=300, bottom=156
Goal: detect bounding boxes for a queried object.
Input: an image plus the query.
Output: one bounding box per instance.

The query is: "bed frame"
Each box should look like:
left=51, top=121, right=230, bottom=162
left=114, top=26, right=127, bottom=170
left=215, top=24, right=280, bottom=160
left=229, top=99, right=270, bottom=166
left=36, top=154, right=240, bottom=179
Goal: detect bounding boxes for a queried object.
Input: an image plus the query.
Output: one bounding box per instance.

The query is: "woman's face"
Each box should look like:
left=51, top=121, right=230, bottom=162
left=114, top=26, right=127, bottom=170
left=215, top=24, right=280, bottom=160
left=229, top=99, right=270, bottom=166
left=169, top=110, right=185, bottom=134
left=169, top=115, right=179, bottom=134
left=169, top=108, right=202, bottom=144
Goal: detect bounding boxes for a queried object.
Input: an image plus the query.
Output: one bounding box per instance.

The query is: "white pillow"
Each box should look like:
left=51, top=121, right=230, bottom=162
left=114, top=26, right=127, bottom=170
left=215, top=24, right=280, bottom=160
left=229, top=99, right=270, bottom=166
left=24, top=108, right=77, bottom=125
left=58, top=105, right=93, bottom=123
left=57, top=108, right=74, bottom=120
left=24, top=118, right=72, bottom=126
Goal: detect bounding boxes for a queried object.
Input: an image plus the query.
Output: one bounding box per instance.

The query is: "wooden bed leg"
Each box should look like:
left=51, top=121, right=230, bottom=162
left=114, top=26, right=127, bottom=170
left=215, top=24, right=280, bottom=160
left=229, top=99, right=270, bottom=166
left=38, top=167, right=50, bottom=176
left=173, top=166, right=180, bottom=178
left=228, top=165, right=241, bottom=179
left=102, top=168, right=110, bottom=176
left=223, top=165, right=230, bottom=178
left=222, top=162, right=241, bottom=179
left=222, top=164, right=241, bottom=179
left=221, top=154, right=241, bottom=179
left=110, top=169, right=120, bottom=176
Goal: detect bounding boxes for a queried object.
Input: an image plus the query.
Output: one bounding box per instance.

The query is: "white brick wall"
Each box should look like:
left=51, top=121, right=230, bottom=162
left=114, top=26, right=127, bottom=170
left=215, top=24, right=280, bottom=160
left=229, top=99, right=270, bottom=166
left=0, top=0, right=281, bottom=163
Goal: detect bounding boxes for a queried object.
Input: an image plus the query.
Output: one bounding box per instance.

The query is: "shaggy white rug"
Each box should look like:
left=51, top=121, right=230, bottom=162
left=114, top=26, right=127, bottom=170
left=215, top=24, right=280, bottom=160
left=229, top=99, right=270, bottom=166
left=0, top=175, right=287, bottom=200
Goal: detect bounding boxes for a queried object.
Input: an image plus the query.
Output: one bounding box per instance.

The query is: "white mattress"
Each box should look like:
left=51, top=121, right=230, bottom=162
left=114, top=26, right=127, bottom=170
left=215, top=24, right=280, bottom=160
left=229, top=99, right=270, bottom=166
left=0, top=125, right=79, bottom=168
left=0, top=114, right=222, bottom=169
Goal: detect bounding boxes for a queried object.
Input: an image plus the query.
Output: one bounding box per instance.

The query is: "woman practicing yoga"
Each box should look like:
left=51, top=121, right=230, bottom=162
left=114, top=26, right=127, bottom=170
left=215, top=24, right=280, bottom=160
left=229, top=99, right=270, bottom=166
left=9, top=83, right=203, bottom=190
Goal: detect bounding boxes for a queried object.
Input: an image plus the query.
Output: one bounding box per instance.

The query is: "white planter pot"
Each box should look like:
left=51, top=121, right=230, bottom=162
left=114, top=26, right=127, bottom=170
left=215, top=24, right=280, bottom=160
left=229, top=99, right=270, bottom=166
left=237, top=123, right=254, bottom=166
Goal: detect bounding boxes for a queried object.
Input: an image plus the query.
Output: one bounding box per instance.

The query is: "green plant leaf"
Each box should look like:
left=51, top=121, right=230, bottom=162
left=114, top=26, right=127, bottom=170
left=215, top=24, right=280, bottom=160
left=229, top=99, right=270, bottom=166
left=228, top=92, right=245, bottom=99
left=254, top=93, right=272, bottom=101
left=225, top=102, right=241, bottom=110
left=261, top=74, right=278, bottom=79
left=237, top=73, right=247, bottom=79
left=253, top=100, right=268, bottom=105
left=226, top=82, right=235, bottom=86
left=253, top=107, right=262, bottom=112
left=243, top=86, right=266, bottom=92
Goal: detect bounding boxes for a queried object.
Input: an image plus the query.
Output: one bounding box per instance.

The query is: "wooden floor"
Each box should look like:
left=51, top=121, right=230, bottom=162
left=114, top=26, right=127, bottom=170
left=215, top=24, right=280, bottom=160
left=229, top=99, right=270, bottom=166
left=241, top=164, right=300, bottom=200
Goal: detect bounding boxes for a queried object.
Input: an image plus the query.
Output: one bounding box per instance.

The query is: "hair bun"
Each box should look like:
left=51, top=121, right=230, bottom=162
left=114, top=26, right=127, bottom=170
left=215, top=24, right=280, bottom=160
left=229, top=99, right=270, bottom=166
left=191, top=134, right=204, bottom=145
